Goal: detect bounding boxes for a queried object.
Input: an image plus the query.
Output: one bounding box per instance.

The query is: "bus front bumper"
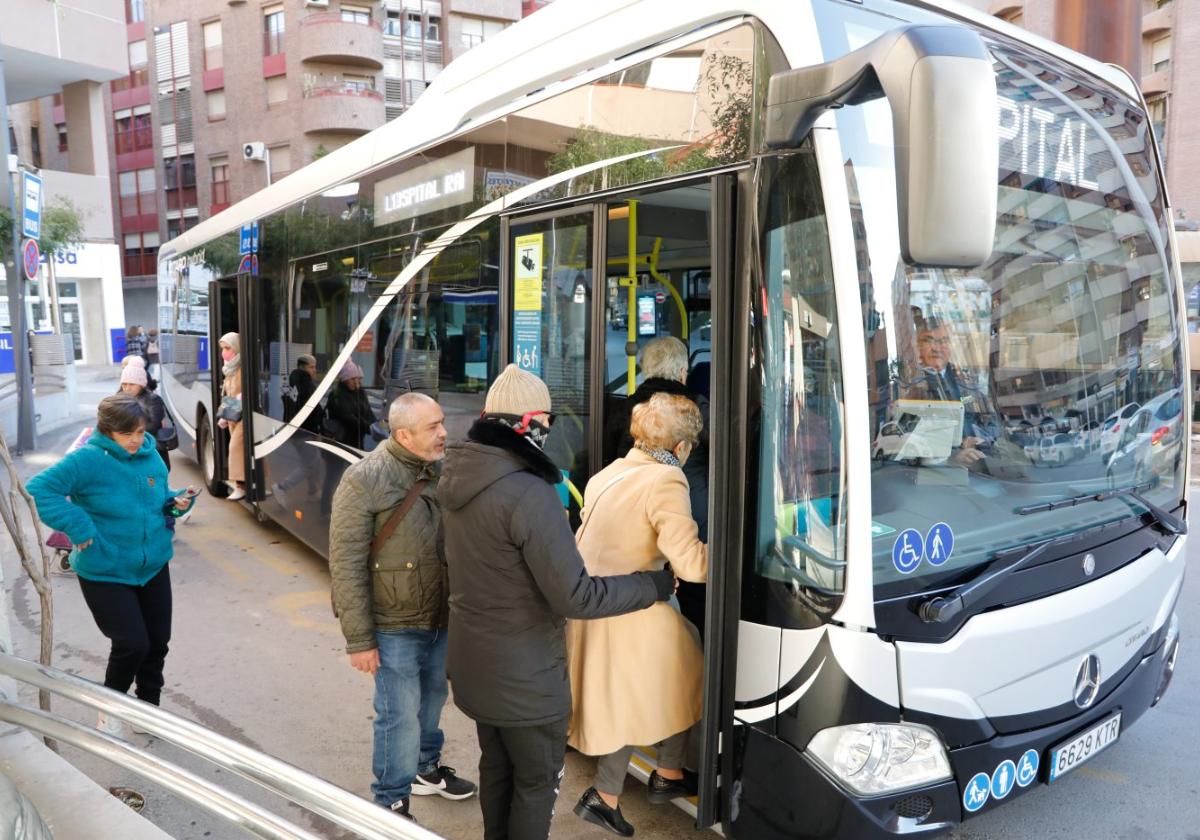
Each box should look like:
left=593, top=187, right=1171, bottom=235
left=730, top=630, right=1178, bottom=840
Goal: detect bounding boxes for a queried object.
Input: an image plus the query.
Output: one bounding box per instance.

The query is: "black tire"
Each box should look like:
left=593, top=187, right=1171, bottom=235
left=196, top=411, right=226, bottom=497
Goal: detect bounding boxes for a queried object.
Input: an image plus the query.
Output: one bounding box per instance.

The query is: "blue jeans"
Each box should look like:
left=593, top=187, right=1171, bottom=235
left=371, top=628, right=448, bottom=805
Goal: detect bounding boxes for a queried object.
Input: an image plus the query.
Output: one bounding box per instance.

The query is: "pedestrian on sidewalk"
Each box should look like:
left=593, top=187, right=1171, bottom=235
left=437, top=364, right=676, bottom=840
left=27, top=394, right=195, bottom=737
left=329, top=392, right=477, bottom=822
left=118, top=363, right=170, bottom=472
left=124, top=325, right=147, bottom=363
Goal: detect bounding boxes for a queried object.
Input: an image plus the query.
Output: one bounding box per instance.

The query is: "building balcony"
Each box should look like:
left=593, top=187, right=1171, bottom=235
left=988, top=1, right=1023, bottom=17
left=299, top=13, right=384, bottom=69
left=302, top=84, right=385, bottom=135
left=1143, top=3, right=1174, bottom=38
left=1142, top=68, right=1169, bottom=96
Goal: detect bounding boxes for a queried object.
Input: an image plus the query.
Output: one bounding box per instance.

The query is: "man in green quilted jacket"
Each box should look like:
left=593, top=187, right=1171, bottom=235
left=330, top=391, right=477, bottom=821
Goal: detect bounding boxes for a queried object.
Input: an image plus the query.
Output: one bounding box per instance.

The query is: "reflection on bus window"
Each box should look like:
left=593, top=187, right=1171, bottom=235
left=750, top=150, right=846, bottom=610
left=508, top=212, right=594, bottom=498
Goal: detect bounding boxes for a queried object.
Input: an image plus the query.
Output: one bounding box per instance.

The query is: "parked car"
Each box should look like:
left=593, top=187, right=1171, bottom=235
left=1038, top=433, right=1078, bottom=466
left=1105, top=389, right=1184, bottom=486
left=1099, top=403, right=1141, bottom=456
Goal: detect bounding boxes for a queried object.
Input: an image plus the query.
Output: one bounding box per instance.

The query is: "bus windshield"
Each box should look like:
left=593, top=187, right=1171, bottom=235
left=815, top=2, right=1185, bottom=598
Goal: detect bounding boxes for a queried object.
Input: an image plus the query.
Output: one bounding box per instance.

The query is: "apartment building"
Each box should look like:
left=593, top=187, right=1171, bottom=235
left=1, top=0, right=129, bottom=367
left=961, top=0, right=1200, bottom=402
left=92, top=0, right=520, bottom=323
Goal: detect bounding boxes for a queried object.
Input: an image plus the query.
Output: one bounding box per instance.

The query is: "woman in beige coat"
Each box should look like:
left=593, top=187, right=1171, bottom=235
left=569, top=392, right=707, bottom=837
left=216, top=332, right=246, bottom=500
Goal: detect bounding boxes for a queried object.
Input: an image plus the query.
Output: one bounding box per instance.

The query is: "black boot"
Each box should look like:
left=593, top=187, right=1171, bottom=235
left=647, top=769, right=698, bottom=804
left=574, top=786, right=634, bottom=837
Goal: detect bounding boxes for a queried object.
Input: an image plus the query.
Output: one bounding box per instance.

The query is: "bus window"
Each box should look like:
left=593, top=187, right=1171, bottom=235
left=508, top=210, right=595, bottom=501
left=746, top=148, right=846, bottom=624
left=601, top=183, right=713, bottom=466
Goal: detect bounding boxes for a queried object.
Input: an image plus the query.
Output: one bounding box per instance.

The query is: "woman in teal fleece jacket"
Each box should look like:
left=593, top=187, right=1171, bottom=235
left=28, top=394, right=194, bottom=727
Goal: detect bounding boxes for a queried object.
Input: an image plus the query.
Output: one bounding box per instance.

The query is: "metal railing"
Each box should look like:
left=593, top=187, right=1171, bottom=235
left=0, top=651, right=444, bottom=840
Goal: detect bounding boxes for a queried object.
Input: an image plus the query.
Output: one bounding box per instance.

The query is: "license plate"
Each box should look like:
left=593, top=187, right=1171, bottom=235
left=1048, top=712, right=1121, bottom=782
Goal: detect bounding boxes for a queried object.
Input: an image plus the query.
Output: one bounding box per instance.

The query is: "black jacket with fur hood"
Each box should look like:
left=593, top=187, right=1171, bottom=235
left=438, top=419, right=668, bottom=727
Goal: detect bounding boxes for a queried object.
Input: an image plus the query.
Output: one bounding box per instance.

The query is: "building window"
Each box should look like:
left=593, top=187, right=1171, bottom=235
left=118, top=167, right=158, bottom=218
left=166, top=216, right=199, bottom=240
left=269, top=145, right=291, bottom=183
left=404, top=79, right=429, bottom=104
left=266, top=75, right=288, bottom=105
left=126, top=0, right=144, bottom=24
left=203, top=20, right=223, bottom=70
left=211, top=157, right=230, bottom=207
left=114, top=107, right=153, bottom=154
left=56, top=123, right=67, bottom=153
left=341, top=4, right=371, bottom=25
left=113, top=40, right=149, bottom=92
left=384, top=9, right=401, bottom=36
left=164, top=153, right=197, bottom=211
left=1151, top=35, right=1171, bottom=73
left=460, top=17, right=507, bottom=49
left=123, top=231, right=160, bottom=277
left=426, top=15, right=441, bottom=41
left=264, top=5, right=286, bottom=56
left=342, top=73, right=373, bottom=93
left=404, top=12, right=423, bottom=39
left=1148, top=95, right=1168, bottom=150
left=206, top=88, right=226, bottom=120
left=30, top=125, right=41, bottom=169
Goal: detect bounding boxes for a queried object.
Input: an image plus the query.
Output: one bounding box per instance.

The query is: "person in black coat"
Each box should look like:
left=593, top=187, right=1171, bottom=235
left=284, top=354, right=324, bottom=434
left=119, top=363, right=170, bottom=470
left=438, top=364, right=674, bottom=840
left=326, top=361, right=376, bottom=448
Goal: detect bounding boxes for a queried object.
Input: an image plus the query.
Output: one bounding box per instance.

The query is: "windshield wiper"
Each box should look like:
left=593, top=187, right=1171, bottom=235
left=918, top=534, right=1061, bottom=624
left=920, top=483, right=1186, bottom=625
left=1015, top=481, right=1187, bottom=536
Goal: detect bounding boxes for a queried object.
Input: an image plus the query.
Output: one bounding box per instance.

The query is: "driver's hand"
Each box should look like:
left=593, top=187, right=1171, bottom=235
left=952, top=437, right=987, bottom=465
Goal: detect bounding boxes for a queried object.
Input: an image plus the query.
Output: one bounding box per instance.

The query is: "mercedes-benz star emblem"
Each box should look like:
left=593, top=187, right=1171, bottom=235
left=1074, top=654, right=1101, bottom=709
left=1082, top=553, right=1096, bottom=576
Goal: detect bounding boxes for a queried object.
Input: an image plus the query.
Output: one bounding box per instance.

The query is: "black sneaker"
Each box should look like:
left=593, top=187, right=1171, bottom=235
left=412, top=765, right=477, bottom=800
left=573, top=786, right=634, bottom=837
left=383, top=797, right=417, bottom=823
left=646, top=769, right=699, bottom=805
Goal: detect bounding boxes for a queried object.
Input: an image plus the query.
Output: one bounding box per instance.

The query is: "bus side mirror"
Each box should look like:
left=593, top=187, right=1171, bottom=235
left=764, top=25, right=998, bottom=268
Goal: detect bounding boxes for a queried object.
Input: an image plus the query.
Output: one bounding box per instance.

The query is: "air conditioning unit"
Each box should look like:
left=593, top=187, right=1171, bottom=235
left=243, top=142, right=266, bottom=162
left=305, top=0, right=330, bottom=6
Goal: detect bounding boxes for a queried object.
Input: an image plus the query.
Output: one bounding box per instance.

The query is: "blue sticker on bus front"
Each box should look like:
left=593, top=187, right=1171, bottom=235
left=963, top=772, right=991, bottom=812
left=1016, top=749, right=1038, bottom=787
left=892, top=529, right=923, bottom=574
left=924, top=522, right=954, bottom=566
left=991, top=759, right=1016, bottom=800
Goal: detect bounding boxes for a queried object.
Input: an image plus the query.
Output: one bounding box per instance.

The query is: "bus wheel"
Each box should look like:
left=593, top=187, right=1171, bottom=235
left=196, top=413, right=225, bottom=496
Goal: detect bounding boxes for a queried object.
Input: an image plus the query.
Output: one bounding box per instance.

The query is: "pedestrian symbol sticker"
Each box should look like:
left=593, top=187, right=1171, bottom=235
left=924, top=522, right=954, bottom=566
left=1016, top=749, right=1038, bottom=787
left=963, top=771, right=990, bottom=813
left=892, top=529, right=924, bottom=574
left=990, top=759, right=1016, bottom=800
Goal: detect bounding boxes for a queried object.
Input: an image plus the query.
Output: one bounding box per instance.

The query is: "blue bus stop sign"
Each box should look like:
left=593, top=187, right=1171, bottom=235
left=21, top=171, right=42, bottom=240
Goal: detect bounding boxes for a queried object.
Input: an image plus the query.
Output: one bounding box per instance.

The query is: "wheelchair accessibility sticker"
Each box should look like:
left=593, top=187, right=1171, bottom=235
left=1016, top=749, right=1039, bottom=787
left=892, top=523, right=955, bottom=574
left=892, top=529, right=924, bottom=574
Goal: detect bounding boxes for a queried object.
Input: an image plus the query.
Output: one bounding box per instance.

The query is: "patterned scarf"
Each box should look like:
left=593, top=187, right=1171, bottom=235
left=635, top=441, right=681, bottom=467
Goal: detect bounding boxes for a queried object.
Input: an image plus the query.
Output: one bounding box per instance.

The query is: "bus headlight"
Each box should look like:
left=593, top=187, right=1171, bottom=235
left=806, top=723, right=952, bottom=797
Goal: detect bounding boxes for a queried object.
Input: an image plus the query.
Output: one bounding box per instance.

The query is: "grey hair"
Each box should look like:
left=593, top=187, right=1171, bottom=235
left=96, top=393, right=149, bottom=436
left=297, top=354, right=316, bottom=367
left=639, top=336, right=688, bottom=381
left=388, top=392, right=437, bottom=431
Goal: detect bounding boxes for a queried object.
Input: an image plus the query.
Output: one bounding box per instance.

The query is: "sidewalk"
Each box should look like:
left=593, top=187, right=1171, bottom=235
left=2, top=362, right=174, bottom=837
left=0, top=725, right=172, bottom=840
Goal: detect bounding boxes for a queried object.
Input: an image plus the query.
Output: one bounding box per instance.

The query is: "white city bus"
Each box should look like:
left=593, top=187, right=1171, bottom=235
left=157, top=1, right=1188, bottom=836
